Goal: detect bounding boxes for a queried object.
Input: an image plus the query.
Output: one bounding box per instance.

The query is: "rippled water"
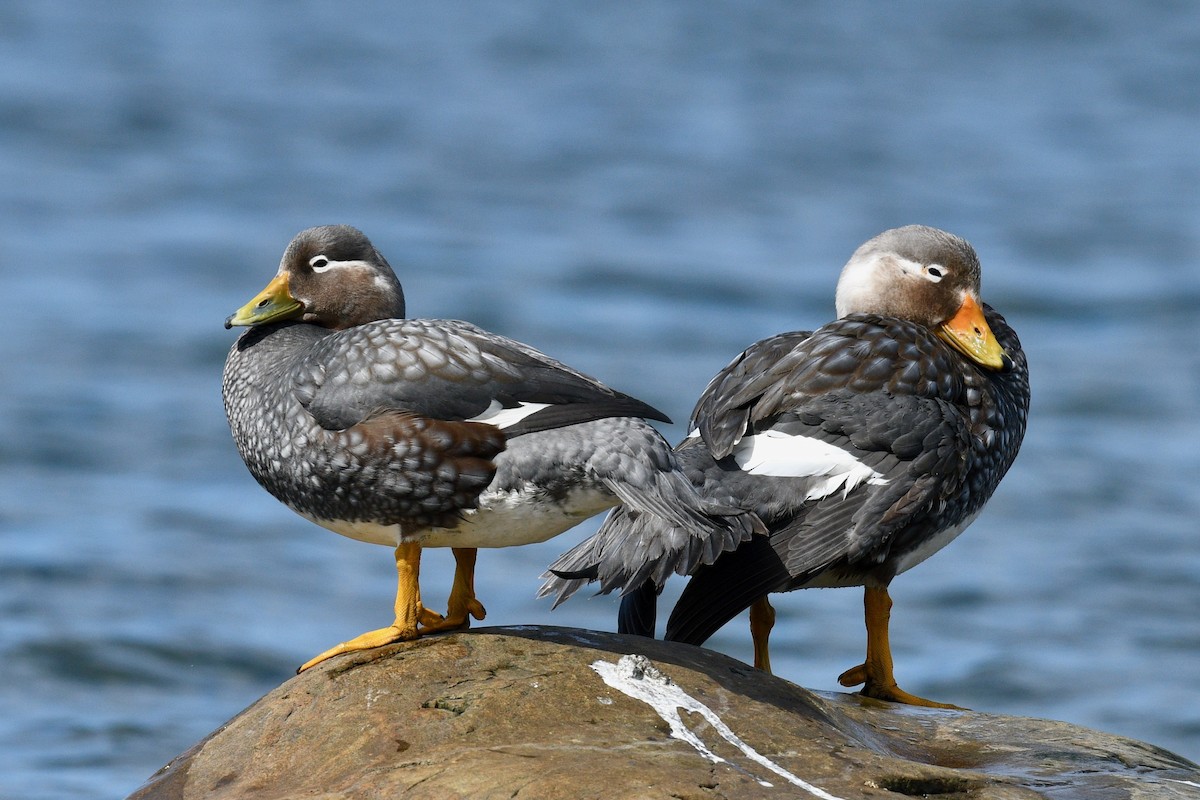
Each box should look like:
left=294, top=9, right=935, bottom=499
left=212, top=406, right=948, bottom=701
left=2, top=3, right=1198, bottom=798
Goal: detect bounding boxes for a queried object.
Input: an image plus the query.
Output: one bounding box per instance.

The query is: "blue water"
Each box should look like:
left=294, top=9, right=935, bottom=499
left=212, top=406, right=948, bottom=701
left=2, top=2, right=1198, bottom=798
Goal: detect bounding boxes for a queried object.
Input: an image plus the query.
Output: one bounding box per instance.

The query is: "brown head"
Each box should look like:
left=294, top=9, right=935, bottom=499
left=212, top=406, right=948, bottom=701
left=226, top=225, right=406, bottom=331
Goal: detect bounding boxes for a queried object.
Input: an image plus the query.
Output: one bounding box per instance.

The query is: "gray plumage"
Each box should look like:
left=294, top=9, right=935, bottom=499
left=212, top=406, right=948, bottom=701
left=222, top=224, right=758, bottom=561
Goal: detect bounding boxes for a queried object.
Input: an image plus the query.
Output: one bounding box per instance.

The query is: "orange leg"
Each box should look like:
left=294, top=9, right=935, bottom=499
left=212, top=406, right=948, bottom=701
left=421, top=547, right=488, bottom=633
left=749, top=595, right=776, bottom=673
left=837, top=585, right=962, bottom=709
left=299, top=541, right=439, bottom=672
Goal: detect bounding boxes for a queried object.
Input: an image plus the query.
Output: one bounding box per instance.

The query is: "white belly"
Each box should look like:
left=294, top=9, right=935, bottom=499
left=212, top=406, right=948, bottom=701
left=890, top=508, right=982, bottom=577
left=299, top=484, right=617, bottom=550
left=421, top=484, right=616, bottom=548
left=300, top=513, right=403, bottom=547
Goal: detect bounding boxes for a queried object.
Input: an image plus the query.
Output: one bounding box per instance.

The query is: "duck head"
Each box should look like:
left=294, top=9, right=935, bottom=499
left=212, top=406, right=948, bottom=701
left=225, top=225, right=406, bottom=331
left=835, top=225, right=1010, bottom=371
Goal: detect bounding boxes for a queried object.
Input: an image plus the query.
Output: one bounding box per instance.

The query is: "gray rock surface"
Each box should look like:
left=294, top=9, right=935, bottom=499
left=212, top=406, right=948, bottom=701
left=129, top=626, right=1200, bottom=799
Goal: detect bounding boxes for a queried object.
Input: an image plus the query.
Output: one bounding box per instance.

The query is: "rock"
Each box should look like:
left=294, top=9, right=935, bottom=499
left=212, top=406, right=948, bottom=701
left=129, top=626, right=1200, bottom=800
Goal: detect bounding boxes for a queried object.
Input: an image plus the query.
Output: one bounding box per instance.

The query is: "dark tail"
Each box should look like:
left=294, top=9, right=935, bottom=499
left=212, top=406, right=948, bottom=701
left=665, top=534, right=790, bottom=646
left=617, top=579, right=658, bottom=637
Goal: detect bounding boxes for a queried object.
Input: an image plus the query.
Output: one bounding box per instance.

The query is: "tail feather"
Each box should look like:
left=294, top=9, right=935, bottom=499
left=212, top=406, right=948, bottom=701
left=538, top=420, right=764, bottom=609
left=602, top=465, right=765, bottom=585
left=665, top=535, right=790, bottom=646
left=539, top=496, right=762, bottom=607
left=536, top=529, right=604, bottom=608
left=617, top=579, right=658, bottom=637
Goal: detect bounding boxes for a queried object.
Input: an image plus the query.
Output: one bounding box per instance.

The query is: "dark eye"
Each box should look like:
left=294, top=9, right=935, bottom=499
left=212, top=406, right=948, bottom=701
left=927, top=266, right=943, bottom=278
left=309, top=255, right=330, bottom=271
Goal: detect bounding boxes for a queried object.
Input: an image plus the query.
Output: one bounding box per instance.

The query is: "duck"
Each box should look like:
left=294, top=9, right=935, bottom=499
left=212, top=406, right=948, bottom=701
left=542, top=225, right=1030, bottom=707
left=222, top=225, right=760, bottom=672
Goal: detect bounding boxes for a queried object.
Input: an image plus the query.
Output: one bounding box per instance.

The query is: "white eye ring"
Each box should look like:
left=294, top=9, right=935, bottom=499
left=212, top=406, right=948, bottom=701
left=924, top=264, right=945, bottom=283
left=309, top=255, right=332, bottom=272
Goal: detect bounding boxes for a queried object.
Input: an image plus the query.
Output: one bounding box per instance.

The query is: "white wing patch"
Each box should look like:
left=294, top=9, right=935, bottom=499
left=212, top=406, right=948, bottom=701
left=467, top=400, right=552, bottom=430
left=732, top=430, right=888, bottom=500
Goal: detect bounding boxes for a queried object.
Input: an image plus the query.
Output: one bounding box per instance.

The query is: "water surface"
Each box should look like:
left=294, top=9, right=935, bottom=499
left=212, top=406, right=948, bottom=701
left=1, top=3, right=1198, bottom=798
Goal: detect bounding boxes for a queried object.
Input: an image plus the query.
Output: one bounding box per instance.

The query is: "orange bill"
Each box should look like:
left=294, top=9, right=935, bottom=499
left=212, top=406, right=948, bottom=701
left=936, top=294, right=1008, bottom=370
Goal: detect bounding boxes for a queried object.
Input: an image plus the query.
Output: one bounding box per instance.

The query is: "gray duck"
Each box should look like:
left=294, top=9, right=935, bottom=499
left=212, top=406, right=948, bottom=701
left=223, top=225, right=759, bottom=671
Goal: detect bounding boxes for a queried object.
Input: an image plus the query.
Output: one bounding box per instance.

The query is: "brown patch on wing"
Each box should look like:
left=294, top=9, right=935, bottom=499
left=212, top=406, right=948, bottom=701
left=351, top=412, right=507, bottom=528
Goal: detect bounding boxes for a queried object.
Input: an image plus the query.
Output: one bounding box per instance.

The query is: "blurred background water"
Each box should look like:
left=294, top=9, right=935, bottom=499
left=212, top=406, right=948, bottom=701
left=1, top=2, right=1198, bottom=798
